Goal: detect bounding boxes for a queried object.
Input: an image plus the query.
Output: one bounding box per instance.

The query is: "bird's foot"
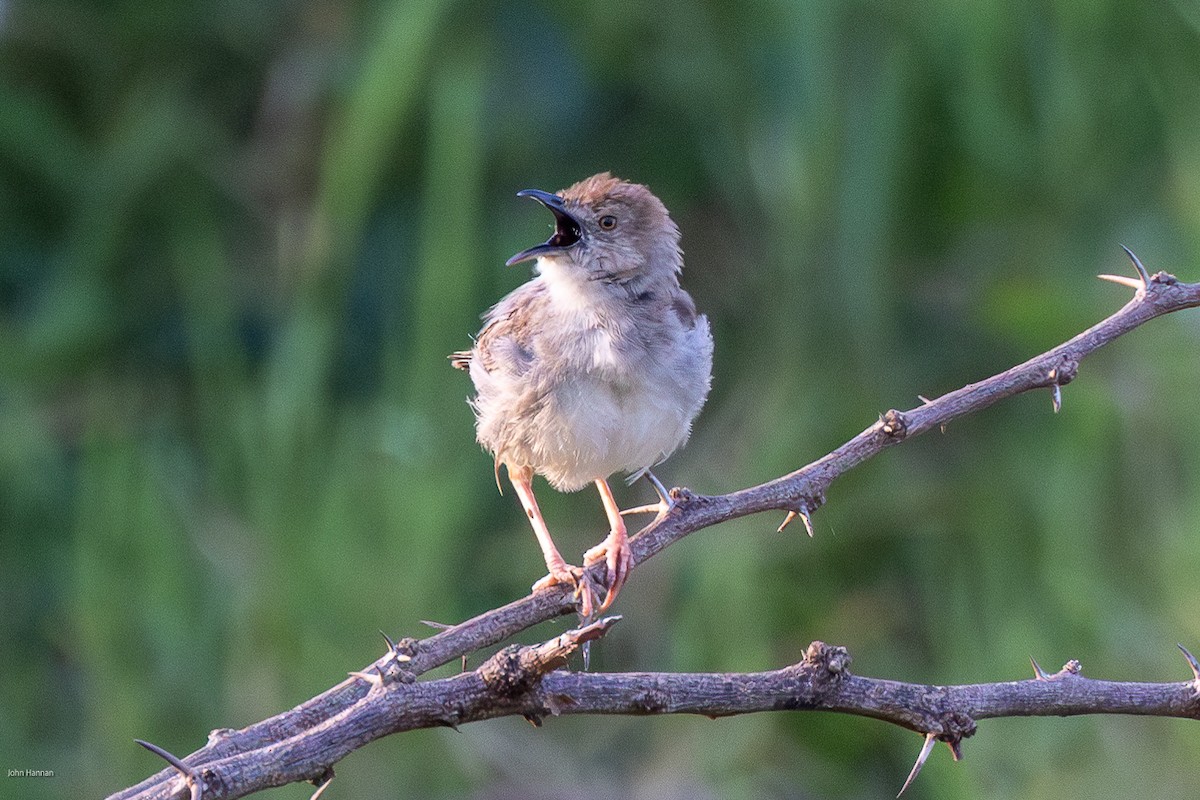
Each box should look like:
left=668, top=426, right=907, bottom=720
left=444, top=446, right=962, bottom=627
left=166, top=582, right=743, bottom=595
left=532, top=562, right=602, bottom=619
left=583, top=529, right=633, bottom=612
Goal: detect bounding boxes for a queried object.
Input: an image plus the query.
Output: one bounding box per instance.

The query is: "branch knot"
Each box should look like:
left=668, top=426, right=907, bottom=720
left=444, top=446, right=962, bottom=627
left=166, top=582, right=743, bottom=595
left=478, top=618, right=621, bottom=698
left=880, top=409, right=908, bottom=440
left=935, top=712, right=976, bottom=757
left=479, top=645, right=537, bottom=697
left=1048, top=358, right=1078, bottom=387
left=670, top=487, right=701, bottom=507
left=630, top=687, right=671, bottom=713
left=802, top=641, right=851, bottom=682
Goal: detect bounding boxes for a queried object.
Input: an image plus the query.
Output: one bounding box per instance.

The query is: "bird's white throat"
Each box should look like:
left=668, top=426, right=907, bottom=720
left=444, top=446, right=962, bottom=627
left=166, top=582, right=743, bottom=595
left=534, top=255, right=612, bottom=316
left=533, top=255, right=628, bottom=373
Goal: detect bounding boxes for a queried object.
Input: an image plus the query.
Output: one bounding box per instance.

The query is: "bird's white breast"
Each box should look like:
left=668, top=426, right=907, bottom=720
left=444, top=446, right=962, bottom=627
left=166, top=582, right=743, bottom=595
left=473, top=256, right=712, bottom=493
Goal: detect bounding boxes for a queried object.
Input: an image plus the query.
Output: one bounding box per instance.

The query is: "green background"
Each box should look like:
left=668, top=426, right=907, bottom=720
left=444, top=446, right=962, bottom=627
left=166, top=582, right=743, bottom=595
left=4, top=1, right=1200, bottom=797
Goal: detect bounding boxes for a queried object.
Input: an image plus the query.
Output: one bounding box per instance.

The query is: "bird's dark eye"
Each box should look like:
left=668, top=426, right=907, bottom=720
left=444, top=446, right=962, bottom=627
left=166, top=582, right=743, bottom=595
left=598, top=214, right=617, bottom=230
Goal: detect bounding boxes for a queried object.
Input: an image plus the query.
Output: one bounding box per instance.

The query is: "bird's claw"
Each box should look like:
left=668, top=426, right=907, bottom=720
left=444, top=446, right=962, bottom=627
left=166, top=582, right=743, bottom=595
left=584, top=533, right=633, bottom=613
left=532, top=563, right=601, bottom=619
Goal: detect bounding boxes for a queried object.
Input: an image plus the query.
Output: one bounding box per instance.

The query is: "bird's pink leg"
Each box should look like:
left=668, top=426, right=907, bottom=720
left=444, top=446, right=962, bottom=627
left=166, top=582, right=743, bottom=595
left=584, top=478, right=633, bottom=611
left=509, top=466, right=597, bottom=617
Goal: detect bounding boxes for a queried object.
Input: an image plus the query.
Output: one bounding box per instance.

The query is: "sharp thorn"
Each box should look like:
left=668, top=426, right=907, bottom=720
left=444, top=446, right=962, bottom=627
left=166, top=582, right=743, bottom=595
left=645, top=470, right=672, bottom=507
left=380, top=630, right=397, bottom=652
left=946, top=738, right=964, bottom=761
left=777, top=506, right=815, bottom=537
left=1177, top=643, right=1200, bottom=681
left=577, top=614, right=622, bottom=641
left=420, top=619, right=452, bottom=630
left=1097, top=273, right=1144, bottom=290
left=619, top=472, right=675, bottom=518
left=310, top=770, right=335, bottom=800
left=134, top=739, right=194, bottom=778
left=1120, top=244, right=1151, bottom=284
left=620, top=503, right=663, bottom=517
left=133, top=743, right=189, bottom=777
left=348, top=669, right=384, bottom=688
left=1030, top=656, right=1051, bottom=681
left=136, top=739, right=202, bottom=800
left=1051, top=382, right=1062, bottom=413
left=897, top=732, right=937, bottom=797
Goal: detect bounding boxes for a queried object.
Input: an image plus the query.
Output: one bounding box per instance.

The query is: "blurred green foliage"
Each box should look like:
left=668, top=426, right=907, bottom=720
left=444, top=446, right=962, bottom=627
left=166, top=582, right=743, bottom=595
left=3, top=0, right=1200, bottom=797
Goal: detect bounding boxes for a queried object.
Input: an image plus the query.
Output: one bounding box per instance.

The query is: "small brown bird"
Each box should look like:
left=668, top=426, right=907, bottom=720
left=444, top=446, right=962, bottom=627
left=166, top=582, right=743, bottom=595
left=452, top=173, right=712, bottom=615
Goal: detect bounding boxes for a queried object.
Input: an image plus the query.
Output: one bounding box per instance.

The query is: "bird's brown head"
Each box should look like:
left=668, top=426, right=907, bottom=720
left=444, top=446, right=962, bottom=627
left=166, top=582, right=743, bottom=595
left=506, top=173, right=683, bottom=288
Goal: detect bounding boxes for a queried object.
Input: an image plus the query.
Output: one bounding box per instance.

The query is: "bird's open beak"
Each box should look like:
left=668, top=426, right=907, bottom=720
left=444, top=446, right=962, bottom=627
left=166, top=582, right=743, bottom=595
left=505, top=189, right=583, bottom=266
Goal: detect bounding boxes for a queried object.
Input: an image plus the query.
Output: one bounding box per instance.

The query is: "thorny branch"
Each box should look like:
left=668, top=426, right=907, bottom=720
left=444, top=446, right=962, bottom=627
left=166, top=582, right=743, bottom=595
left=111, top=253, right=1200, bottom=800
